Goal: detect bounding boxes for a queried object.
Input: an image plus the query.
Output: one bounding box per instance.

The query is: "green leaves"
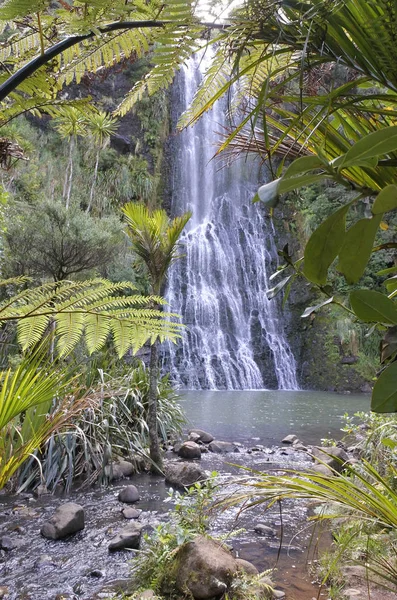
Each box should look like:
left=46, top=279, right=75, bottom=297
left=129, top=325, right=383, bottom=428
left=338, top=214, right=382, bottom=283
left=372, top=185, right=397, bottom=214
left=304, top=203, right=351, bottom=285
left=371, top=362, right=397, bottom=413
left=338, top=126, right=397, bottom=170
left=350, top=290, right=397, bottom=324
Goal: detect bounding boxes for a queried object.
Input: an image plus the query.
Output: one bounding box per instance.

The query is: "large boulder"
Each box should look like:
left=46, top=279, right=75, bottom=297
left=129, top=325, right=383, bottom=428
left=208, top=441, right=239, bottom=454
left=311, top=446, right=349, bottom=472
left=118, top=485, right=140, bottom=503
left=41, top=503, right=84, bottom=540
left=164, top=461, right=206, bottom=488
left=178, top=441, right=201, bottom=460
left=189, top=429, right=214, bottom=444
left=174, top=535, right=237, bottom=599
left=108, top=522, right=143, bottom=551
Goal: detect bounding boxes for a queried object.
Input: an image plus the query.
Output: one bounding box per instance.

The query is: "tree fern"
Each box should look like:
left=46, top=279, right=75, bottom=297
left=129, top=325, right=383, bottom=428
left=0, top=0, right=49, bottom=19
left=0, top=278, right=182, bottom=358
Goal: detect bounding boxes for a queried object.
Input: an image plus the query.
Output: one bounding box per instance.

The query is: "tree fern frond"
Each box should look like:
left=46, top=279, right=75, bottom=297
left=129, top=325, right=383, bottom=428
left=114, top=25, right=202, bottom=117
left=110, top=318, right=134, bottom=358
left=17, top=315, right=49, bottom=351
left=85, top=313, right=111, bottom=354
left=0, top=0, right=49, bottom=19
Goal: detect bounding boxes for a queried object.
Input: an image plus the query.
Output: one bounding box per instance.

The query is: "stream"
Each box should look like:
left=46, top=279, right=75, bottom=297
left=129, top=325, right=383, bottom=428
left=0, top=390, right=370, bottom=600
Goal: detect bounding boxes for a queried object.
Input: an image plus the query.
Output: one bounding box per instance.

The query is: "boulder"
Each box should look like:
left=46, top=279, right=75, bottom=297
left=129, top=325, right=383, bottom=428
left=0, top=535, right=21, bottom=551
left=118, top=485, right=140, bottom=504
left=117, top=460, right=135, bottom=477
left=173, top=442, right=182, bottom=454
left=254, top=524, right=277, bottom=537
left=178, top=441, right=201, bottom=460
left=110, top=463, right=124, bottom=481
left=164, top=461, right=206, bottom=488
left=174, top=535, right=237, bottom=599
left=189, top=432, right=201, bottom=443
left=189, top=429, right=214, bottom=444
left=281, top=434, right=298, bottom=444
left=272, top=591, right=286, bottom=599
left=311, top=446, right=349, bottom=472
left=108, top=522, right=143, bottom=551
left=208, top=440, right=239, bottom=453
left=122, top=507, right=141, bottom=520
left=0, top=588, right=9, bottom=600
left=310, top=464, right=335, bottom=476
left=41, top=502, right=84, bottom=540
left=235, top=558, right=258, bottom=575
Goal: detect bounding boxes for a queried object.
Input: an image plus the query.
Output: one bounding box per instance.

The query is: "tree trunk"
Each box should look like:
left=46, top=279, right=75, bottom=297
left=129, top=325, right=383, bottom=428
left=148, top=340, right=163, bottom=474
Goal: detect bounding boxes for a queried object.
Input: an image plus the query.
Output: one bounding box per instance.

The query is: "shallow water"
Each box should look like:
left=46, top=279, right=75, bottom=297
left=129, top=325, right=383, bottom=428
left=0, top=390, right=370, bottom=600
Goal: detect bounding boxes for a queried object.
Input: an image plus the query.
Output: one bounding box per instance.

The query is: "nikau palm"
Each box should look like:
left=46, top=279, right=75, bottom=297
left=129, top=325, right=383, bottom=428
left=123, top=203, right=191, bottom=472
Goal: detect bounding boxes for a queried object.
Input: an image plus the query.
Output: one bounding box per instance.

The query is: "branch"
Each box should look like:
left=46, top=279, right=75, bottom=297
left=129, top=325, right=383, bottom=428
left=0, top=20, right=228, bottom=103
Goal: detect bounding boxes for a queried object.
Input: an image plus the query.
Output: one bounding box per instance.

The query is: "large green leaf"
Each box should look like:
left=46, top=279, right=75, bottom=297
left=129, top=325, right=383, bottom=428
left=282, top=155, right=325, bottom=179
left=338, top=214, right=382, bottom=283
left=350, top=290, right=397, bottom=324
left=338, top=126, right=397, bottom=169
left=371, top=362, right=397, bottom=413
left=372, top=185, right=397, bottom=214
left=304, top=203, right=351, bottom=285
left=380, top=327, right=397, bottom=363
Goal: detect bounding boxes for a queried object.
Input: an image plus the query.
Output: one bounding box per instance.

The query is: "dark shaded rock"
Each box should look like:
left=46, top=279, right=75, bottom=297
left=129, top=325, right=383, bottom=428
left=108, top=523, right=143, bottom=551
left=178, top=441, right=201, bottom=460
left=122, top=507, right=141, bottom=519
left=254, top=524, right=277, bottom=537
left=281, top=434, right=298, bottom=444
left=341, top=356, right=358, bottom=365
left=118, top=485, right=140, bottom=504
left=164, top=461, right=206, bottom=488
left=189, top=429, right=214, bottom=444
left=0, top=535, right=21, bottom=551
left=41, top=503, right=84, bottom=540
left=174, top=535, right=237, bottom=599
left=89, top=569, right=105, bottom=578
left=208, top=440, right=239, bottom=453
left=312, top=446, right=349, bottom=472
left=235, top=558, right=258, bottom=575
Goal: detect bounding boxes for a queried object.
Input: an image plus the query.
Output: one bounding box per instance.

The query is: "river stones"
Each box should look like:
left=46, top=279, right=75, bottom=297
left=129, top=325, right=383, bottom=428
left=188, top=429, right=214, bottom=444
left=118, top=485, right=140, bottom=503
left=41, top=502, right=84, bottom=540
left=0, top=587, right=9, bottom=599
left=254, top=523, right=277, bottom=537
left=173, top=535, right=237, bottom=599
left=208, top=440, right=239, bottom=453
left=116, top=460, right=135, bottom=477
left=108, top=523, right=143, bottom=551
left=235, top=558, right=259, bottom=575
left=164, top=461, right=206, bottom=488
left=121, top=507, right=141, bottom=519
left=0, top=535, right=21, bottom=551
left=178, top=441, right=201, bottom=459
left=311, top=446, right=349, bottom=472
left=281, top=434, right=298, bottom=444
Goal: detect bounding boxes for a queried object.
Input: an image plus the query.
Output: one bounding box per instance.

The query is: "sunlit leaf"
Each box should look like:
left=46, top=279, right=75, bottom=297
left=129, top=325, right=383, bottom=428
left=350, top=290, right=397, bottom=324
left=371, top=362, right=397, bottom=413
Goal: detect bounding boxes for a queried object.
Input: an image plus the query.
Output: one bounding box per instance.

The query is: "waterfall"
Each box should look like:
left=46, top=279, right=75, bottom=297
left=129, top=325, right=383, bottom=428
left=163, top=54, right=298, bottom=391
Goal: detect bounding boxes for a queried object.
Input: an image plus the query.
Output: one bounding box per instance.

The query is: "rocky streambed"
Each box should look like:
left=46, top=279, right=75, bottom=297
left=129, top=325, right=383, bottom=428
left=0, top=427, right=354, bottom=600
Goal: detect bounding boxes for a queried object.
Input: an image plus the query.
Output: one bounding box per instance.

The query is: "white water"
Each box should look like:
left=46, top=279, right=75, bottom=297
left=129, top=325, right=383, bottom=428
left=164, top=54, right=298, bottom=391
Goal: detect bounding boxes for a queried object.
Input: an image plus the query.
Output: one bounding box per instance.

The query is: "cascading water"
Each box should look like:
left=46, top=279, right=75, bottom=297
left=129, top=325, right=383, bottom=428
left=163, top=54, right=298, bottom=391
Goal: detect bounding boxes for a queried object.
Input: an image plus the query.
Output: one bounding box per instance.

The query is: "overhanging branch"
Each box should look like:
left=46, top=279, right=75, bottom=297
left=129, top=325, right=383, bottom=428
left=0, top=20, right=228, bottom=103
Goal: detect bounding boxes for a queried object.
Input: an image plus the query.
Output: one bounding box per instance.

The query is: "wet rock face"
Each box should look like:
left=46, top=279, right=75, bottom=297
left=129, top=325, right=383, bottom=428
left=178, top=441, right=202, bottom=460
left=164, top=461, right=206, bottom=488
left=174, top=535, right=237, bottom=599
left=41, top=503, right=84, bottom=540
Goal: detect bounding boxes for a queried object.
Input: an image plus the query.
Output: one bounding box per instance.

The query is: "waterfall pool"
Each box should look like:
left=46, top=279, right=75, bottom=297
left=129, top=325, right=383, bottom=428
left=0, top=390, right=370, bottom=600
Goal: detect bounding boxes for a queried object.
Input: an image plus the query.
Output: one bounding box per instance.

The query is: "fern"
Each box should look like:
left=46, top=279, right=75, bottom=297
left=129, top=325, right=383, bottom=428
left=0, top=0, right=49, bottom=19
left=1, top=278, right=182, bottom=358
